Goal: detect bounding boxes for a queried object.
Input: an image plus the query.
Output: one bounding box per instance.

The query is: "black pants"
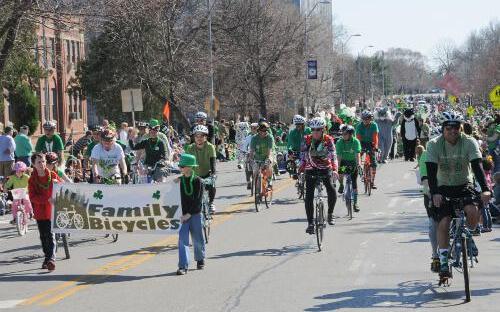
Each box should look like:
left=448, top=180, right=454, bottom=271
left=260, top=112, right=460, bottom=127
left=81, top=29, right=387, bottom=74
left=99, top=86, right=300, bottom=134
left=403, top=139, right=416, bottom=160
left=201, top=175, right=216, bottom=204
left=390, top=136, right=397, bottom=159
left=339, top=160, right=358, bottom=190
left=305, top=169, right=337, bottom=224
left=36, top=220, right=56, bottom=262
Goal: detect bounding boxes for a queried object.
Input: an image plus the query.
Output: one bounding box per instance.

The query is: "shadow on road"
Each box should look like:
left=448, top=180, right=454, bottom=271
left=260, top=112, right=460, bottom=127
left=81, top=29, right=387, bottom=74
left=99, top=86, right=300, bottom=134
left=342, top=215, right=427, bottom=234
left=385, top=189, right=422, bottom=198
left=216, top=193, right=249, bottom=201
left=210, top=244, right=314, bottom=259
left=88, top=244, right=177, bottom=260
left=0, top=272, right=178, bottom=284
left=274, top=218, right=307, bottom=224
left=215, top=207, right=255, bottom=216
left=306, top=280, right=500, bottom=311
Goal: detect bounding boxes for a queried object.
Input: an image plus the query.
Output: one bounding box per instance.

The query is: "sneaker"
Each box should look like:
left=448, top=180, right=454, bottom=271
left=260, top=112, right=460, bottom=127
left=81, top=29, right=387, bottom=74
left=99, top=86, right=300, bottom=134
left=439, top=262, right=451, bottom=278
left=237, top=164, right=243, bottom=170
left=176, top=268, right=188, bottom=275
left=42, top=259, right=49, bottom=269
left=247, top=182, right=252, bottom=190
left=46, top=260, right=56, bottom=272
left=338, top=184, right=344, bottom=194
left=305, top=224, right=315, bottom=235
left=327, top=214, right=335, bottom=225
left=371, top=184, right=377, bottom=190
left=431, top=258, right=440, bottom=273
left=209, top=203, right=216, bottom=214
left=481, top=227, right=492, bottom=233
left=471, top=228, right=481, bottom=236
left=197, top=260, right=205, bottom=270
left=292, top=174, right=298, bottom=180
left=353, top=204, right=360, bottom=212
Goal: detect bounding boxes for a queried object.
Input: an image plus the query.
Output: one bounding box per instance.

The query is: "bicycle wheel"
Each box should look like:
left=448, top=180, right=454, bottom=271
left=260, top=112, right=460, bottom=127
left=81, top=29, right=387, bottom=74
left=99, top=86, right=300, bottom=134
left=202, top=206, right=210, bottom=244
left=298, top=175, right=305, bottom=199
left=315, top=201, right=324, bottom=252
left=265, top=185, right=273, bottom=209
left=462, top=237, right=471, bottom=302
left=16, top=210, right=27, bottom=236
left=346, top=190, right=353, bottom=220
left=254, top=173, right=261, bottom=212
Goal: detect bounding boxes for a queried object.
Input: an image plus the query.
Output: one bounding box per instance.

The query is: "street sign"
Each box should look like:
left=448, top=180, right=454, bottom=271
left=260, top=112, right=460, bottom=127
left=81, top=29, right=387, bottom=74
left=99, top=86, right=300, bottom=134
left=448, top=95, right=457, bottom=105
left=121, top=89, right=143, bottom=112
left=307, top=60, right=317, bottom=80
left=489, top=85, right=500, bottom=109
left=121, top=89, right=143, bottom=127
left=204, top=96, right=220, bottom=115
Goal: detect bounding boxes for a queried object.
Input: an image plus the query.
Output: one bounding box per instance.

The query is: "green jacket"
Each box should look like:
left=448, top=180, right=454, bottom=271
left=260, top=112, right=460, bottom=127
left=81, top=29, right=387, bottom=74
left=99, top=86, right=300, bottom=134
left=286, top=127, right=311, bottom=152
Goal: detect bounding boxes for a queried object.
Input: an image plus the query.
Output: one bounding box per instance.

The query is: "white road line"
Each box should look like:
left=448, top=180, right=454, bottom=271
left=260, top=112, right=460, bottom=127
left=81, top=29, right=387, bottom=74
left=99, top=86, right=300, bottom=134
left=0, top=300, right=25, bottom=309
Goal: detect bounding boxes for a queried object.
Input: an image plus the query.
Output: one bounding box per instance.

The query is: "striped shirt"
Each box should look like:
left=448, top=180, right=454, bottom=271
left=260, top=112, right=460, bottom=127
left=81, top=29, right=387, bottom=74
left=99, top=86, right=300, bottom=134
left=300, top=134, right=337, bottom=171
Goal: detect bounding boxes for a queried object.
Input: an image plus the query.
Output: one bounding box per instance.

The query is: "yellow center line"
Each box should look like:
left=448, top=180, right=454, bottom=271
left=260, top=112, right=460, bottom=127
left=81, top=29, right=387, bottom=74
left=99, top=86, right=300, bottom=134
left=21, top=178, right=295, bottom=306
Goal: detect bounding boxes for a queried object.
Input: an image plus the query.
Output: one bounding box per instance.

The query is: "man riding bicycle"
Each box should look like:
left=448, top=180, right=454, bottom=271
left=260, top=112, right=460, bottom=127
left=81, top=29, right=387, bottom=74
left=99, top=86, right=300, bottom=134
left=336, top=125, right=361, bottom=212
left=91, top=129, right=127, bottom=185
left=300, top=117, right=338, bottom=232
left=287, top=115, right=310, bottom=179
left=191, top=112, right=215, bottom=144
left=129, top=121, right=167, bottom=168
left=425, top=111, right=491, bottom=279
left=35, top=121, right=64, bottom=167
left=250, top=122, right=275, bottom=190
left=185, top=125, right=217, bottom=213
left=356, top=111, right=379, bottom=189
left=242, top=123, right=258, bottom=190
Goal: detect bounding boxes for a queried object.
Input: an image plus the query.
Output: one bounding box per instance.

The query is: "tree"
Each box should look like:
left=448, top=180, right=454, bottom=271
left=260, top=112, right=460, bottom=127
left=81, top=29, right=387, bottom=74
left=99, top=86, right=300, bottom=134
left=9, top=83, right=40, bottom=134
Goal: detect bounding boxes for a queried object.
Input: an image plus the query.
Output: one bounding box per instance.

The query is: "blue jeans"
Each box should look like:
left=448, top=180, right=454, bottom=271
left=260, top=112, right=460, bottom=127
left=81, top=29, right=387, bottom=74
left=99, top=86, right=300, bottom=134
left=178, top=213, right=205, bottom=269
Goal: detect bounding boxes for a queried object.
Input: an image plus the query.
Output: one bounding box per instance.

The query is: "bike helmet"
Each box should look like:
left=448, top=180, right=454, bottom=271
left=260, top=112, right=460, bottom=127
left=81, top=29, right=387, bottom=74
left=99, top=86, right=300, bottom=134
left=91, top=125, right=102, bottom=132
left=100, top=129, right=115, bottom=141
left=194, top=112, right=208, bottom=120
left=361, top=111, right=374, bottom=120
left=13, top=161, right=27, bottom=173
left=46, top=152, right=59, bottom=164
left=341, top=124, right=355, bottom=135
left=137, top=121, right=148, bottom=128
left=308, top=117, right=326, bottom=130
left=258, top=122, right=270, bottom=131
left=250, top=122, right=258, bottom=128
left=439, top=111, right=464, bottom=127
left=192, top=125, right=209, bottom=135
left=42, top=121, right=56, bottom=130
left=293, top=115, right=306, bottom=125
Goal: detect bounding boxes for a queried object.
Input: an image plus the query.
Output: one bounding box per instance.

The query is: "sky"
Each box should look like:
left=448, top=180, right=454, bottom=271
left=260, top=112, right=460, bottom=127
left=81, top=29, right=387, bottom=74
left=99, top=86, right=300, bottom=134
left=332, top=0, right=500, bottom=60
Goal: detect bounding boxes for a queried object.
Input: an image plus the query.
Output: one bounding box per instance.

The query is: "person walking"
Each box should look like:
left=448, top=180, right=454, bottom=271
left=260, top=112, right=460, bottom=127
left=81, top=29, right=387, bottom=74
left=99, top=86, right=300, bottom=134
left=0, top=127, right=16, bottom=179
left=14, top=125, right=33, bottom=167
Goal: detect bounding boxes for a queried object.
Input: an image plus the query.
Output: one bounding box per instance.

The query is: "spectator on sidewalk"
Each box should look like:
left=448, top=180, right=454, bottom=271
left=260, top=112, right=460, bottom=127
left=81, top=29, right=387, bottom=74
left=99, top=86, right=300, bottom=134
left=0, top=127, right=16, bottom=179
left=14, top=125, right=33, bottom=167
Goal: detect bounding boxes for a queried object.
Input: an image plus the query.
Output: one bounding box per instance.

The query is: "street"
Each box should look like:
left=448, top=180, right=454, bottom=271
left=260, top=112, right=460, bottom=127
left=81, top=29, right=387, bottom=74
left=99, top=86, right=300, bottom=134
left=0, top=160, right=499, bottom=311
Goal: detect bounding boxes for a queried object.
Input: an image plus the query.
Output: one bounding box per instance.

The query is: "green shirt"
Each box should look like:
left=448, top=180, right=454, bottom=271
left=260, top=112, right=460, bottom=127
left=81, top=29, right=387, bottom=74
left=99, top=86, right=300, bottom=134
left=426, top=134, right=482, bottom=187
left=35, top=134, right=64, bottom=153
left=336, top=137, right=361, bottom=162
left=356, top=122, right=379, bottom=143
left=251, top=134, right=274, bottom=162
left=185, top=142, right=216, bottom=177
left=4, top=174, right=29, bottom=189
left=14, top=133, right=33, bottom=157
left=418, top=151, right=428, bottom=178
left=487, top=123, right=500, bottom=150
left=287, top=127, right=311, bottom=152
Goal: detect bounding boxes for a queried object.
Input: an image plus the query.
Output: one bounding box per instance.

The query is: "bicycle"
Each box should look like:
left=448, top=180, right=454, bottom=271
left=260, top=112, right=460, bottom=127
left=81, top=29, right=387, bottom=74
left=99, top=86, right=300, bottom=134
left=253, top=160, right=273, bottom=212
left=286, top=152, right=305, bottom=199
left=201, top=176, right=216, bottom=244
left=309, top=174, right=327, bottom=252
left=147, top=160, right=170, bottom=183
left=342, top=169, right=355, bottom=220
left=55, top=233, right=70, bottom=259
left=361, top=149, right=373, bottom=196
left=243, top=153, right=254, bottom=196
left=55, top=206, right=85, bottom=230
left=11, top=188, right=31, bottom=236
left=438, top=196, right=480, bottom=302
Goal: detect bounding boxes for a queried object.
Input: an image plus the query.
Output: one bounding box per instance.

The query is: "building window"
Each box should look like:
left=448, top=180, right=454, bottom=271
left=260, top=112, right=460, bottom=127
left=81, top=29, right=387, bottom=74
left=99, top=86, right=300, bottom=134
left=51, top=88, right=57, bottom=121
left=76, top=42, right=81, bottom=61
left=68, top=93, right=73, bottom=115
left=79, top=96, right=83, bottom=120
left=50, top=38, right=56, bottom=68
left=71, top=41, right=76, bottom=63
left=66, top=40, right=71, bottom=63
left=34, top=38, right=39, bottom=65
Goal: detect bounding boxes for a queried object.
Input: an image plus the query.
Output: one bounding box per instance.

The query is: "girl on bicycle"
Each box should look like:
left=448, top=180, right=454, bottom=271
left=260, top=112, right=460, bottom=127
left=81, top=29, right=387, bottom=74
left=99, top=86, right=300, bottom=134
left=300, top=117, right=338, bottom=233
left=5, top=161, right=33, bottom=224
left=46, top=152, right=72, bottom=183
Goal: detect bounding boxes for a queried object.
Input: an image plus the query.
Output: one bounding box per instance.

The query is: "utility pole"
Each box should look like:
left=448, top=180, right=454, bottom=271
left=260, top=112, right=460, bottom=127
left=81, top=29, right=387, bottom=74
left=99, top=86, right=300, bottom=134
left=207, top=0, right=215, bottom=119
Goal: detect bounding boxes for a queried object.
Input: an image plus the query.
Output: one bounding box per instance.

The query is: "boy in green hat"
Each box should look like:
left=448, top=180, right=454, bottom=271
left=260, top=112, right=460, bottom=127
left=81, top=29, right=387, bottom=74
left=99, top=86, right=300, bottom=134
left=176, top=153, right=205, bottom=275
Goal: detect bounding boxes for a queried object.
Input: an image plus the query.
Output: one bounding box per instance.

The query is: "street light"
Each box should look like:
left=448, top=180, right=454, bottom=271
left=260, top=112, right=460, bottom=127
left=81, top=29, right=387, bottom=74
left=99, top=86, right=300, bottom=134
left=302, top=0, right=331, bottom=116
left=341, top=33, right=361, bottom=105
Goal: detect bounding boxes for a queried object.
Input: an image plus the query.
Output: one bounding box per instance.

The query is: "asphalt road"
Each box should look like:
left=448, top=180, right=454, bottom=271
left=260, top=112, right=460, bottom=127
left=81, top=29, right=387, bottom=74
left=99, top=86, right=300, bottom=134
left=0, top=160, right=499, bottom=311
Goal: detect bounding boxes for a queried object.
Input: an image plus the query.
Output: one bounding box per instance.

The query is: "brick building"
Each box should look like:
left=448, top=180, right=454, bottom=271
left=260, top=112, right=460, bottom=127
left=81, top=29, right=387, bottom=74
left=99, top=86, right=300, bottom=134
left=2, top=15, right=87, bottom=141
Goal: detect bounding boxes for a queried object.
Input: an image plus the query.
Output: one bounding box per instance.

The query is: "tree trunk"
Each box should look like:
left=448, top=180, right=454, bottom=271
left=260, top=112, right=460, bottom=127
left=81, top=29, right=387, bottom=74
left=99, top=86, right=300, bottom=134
left=258, top=78, right=267, bottom=118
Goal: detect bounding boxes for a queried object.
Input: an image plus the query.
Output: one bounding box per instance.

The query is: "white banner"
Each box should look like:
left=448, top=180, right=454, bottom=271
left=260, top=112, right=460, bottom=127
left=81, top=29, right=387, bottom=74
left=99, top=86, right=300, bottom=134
left=51, top=182, right=182, bottom=234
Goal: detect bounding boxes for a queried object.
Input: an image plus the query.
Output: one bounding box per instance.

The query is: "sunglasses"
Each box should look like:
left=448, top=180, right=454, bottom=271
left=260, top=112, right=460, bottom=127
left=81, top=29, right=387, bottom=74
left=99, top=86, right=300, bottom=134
left=444, top=125, right=460, bottom=131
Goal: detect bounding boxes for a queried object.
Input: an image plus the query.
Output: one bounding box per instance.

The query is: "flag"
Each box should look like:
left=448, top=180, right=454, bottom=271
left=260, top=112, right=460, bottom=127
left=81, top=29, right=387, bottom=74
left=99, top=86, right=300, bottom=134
left=163, top=100, right=171, bottom=121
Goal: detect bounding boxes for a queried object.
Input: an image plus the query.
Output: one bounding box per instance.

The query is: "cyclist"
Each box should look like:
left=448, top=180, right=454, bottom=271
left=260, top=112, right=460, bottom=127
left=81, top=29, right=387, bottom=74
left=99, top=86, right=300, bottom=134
left=192, top=112, right=215, bottom=144
left=5, top=161, right=32, bottom=224
left=356, top=111, right=379, bottom=189
left=46, top=152, right=72, bottom=183
left=185, top=125, right=217, bottom=213
left=426, top=111, right=491, bottom=279
left=250, top=122, right=275, bottom=190
left=128, top=121, right=167, bottom=168
left=91, top=129, right=127, bottom=185
left=287, top=115, right=310, bottom=178
left=35, top=121, right=64, bottom=166
left=242, top=123, right=258, bottom=189
left=336, top=125, right=361, bottom=212
left=301, top=117, right=338, bottom=232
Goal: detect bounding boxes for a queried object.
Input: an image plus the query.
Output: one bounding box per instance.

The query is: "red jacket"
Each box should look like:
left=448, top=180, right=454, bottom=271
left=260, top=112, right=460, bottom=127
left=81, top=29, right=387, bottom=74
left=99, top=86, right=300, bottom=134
left=28, top=169, right=61, bottom=220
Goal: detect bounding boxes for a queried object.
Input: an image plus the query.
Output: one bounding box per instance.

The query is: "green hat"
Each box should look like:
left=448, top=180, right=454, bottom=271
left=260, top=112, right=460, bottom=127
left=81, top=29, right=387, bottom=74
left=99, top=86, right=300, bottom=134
left=178, top=154, right=198, bottom=167
left=149, top=119, right=160, bottom=129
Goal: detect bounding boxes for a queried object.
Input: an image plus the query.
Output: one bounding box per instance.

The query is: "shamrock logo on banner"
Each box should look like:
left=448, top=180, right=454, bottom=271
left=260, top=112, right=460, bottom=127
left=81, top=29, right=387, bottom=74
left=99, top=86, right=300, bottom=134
left=93, top=190, right=103, bottom=200
left=152, top=190, right=161, bottom=200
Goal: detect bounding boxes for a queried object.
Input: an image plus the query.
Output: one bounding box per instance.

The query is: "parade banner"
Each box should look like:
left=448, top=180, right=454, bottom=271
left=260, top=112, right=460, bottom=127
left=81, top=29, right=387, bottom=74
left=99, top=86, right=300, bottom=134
left=51, top=182, right=182, bottom=234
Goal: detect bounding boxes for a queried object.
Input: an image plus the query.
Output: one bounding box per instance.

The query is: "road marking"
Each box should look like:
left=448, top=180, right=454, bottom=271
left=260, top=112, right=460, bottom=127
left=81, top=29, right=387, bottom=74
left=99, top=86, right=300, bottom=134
left=20, top=178, right=295, bottom=307
left=0, top=300, right=24, bottom=309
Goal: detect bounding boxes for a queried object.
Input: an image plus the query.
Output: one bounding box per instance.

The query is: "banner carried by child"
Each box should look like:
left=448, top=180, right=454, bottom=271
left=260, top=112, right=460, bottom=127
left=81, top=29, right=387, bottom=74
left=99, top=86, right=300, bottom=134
left=51, top=182, right=182, bottom=234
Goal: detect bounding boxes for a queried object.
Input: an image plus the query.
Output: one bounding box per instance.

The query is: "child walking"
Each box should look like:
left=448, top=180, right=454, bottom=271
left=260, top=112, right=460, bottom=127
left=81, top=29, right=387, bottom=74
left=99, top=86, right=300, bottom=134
left=176, top=154, right=206, bottom=275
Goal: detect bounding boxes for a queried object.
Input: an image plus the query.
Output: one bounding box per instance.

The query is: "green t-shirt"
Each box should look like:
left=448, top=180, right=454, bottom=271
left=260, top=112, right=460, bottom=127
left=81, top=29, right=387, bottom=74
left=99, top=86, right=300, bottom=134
left=418, top=150, right=428, bottom=178
left=356, top=122, right=379, bottom=143
left=4, top=174, right=29, bottom=189
left=250, top=134, right=274, bottom=162
left=486, top=123, right=500, bottom=150
left=35, top=134, right=64, bottom=153
left=336, top=137, right=361, bottom=161
left=426, top=134, right=482, bottom=187
left=287, top=127, right=311, bottom=152
left=185, top=142, right=216, bottom=177
left=14, top=134, right=33, bottom=157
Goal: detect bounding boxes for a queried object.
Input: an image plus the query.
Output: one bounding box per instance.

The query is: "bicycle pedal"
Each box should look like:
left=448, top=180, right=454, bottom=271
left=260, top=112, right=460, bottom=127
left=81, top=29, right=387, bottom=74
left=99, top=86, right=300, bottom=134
left=438, top=277, right=450, bottom=287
